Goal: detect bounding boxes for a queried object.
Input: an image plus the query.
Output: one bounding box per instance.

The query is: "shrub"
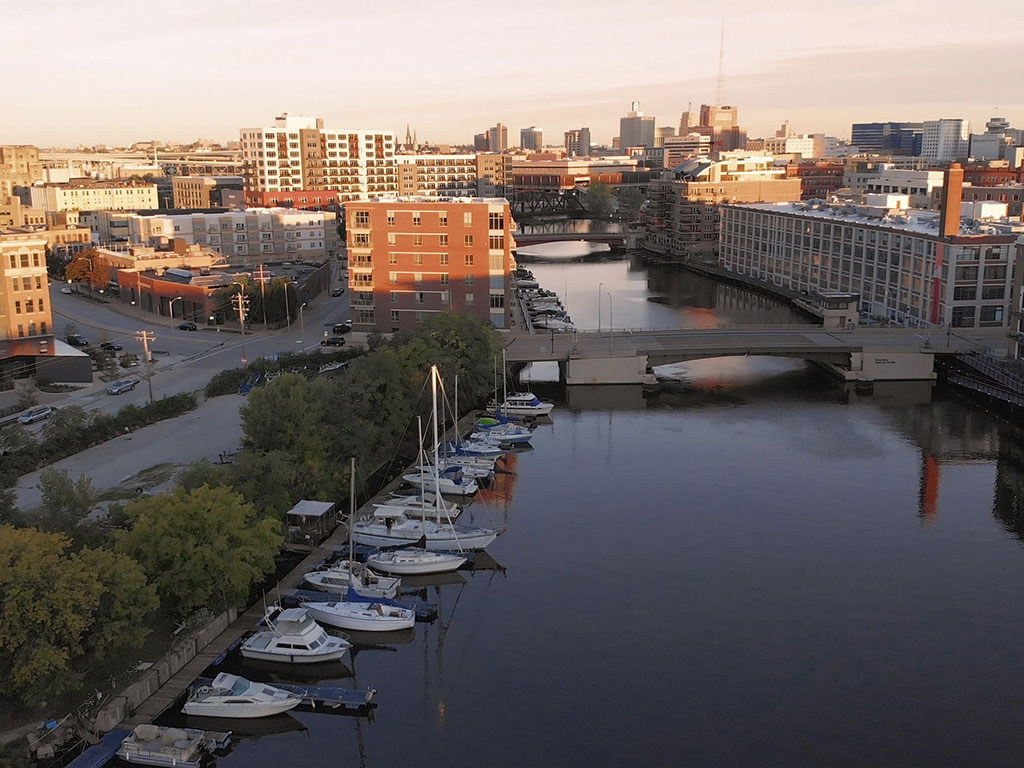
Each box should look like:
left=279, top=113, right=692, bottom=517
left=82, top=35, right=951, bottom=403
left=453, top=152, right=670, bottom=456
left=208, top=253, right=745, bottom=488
left=205, top=368, right=248, bottom=398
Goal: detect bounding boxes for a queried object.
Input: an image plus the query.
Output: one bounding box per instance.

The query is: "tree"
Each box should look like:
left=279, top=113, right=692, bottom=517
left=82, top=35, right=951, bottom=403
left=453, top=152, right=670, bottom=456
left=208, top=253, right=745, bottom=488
left=13, top=380, right=38, bottom=410
left=0, top=487, right=21, bottom=527
left=176, top=459, right=233, bottom=492
left=0, top=526, right=156, bottom=703
left=64, top=249, right=106, bottom=292
left=115, top=486, right=281, bottom=614
left=41, top=405, right=91, bottom=457
left=584, top=181, right=614, bottom=218
left=616, top=186, right=646, bottom=220
left=36, top=468, right=96, bottom=542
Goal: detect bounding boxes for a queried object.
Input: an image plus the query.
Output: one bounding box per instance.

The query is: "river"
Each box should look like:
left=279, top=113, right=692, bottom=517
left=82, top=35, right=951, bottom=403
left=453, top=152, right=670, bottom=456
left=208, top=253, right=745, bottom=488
left=149, top=243, right=1024, bottom=767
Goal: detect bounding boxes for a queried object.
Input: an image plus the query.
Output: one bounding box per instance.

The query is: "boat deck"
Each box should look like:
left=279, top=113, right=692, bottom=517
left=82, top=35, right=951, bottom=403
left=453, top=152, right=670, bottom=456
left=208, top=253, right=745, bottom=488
left=284, top=588, right=438, bottom=621
left=270, top=682, right=376, bottom=710
left=65, top=728, right=131, bottom=768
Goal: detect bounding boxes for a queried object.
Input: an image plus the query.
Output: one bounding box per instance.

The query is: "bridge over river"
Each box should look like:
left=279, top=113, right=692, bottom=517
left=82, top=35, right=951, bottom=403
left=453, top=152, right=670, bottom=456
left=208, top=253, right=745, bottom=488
left=504, top=325, right=1004, bottom=385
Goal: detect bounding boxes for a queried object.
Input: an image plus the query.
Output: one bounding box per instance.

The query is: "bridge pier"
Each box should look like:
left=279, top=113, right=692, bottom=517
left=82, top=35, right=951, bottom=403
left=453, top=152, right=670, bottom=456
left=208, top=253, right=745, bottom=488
left=835, top=348, right=937, bottom=383
left=562, top=353, right=658, bottom=386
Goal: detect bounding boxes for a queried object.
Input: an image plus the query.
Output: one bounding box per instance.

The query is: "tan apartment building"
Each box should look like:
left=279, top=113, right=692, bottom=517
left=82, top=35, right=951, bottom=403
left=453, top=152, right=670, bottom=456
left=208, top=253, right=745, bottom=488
left=0, top=196, right=46, bottom=227
left=29, top=179, right=159, bottom=213
left=476, top=154, right=510, bottom=197
left=171, top=176, right=244, bottom=209
left=0, top=145, right=44, bottom=198
left=346, top=198, right=515, bottom=332
left=0, top=235, right=52, bottom=339
left=397, top=156, right=477, bottom=197
left=240, top=113, right=398, bottom=200
left=642, top=153, right=802, bottom=260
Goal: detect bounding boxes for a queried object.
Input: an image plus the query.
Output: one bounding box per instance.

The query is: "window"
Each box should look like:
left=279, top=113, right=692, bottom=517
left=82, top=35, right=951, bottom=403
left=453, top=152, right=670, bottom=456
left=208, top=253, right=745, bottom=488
left=953, top=286, right=976, bottom=301
left=490, top=253, right=504, bottom=271
left=489, top=212, right=503, bottom=230
left=413, top=212, right=421, bottom=226
left=983, top=265, right=1007, bottom=281
left=441, top=291, right=450, bottom=304
left=440, top=253, right=449, bottom=265
left=489, top=293, right=505, bottom=309
left=413, top=234, right=423, bottom=246
left=20, top=254, right=29, bottom=267
left=981, top=286, right=1005, bottom=300
left=414, top=253, right=423, bottom=265
left=25, top=299, right=34, bottom=313
left=489, top=235, right=504, bottom=250
left=387, top=233, right=397, bottom=245
left=951, top=306, right=976, bottom=327
left=415, top=292, right=425, bottom=304
left=387, top=211, right=395, bottom=225
left=954, top=266, right=978, bottom=282
left=440, top=234, right=448, bottom=246
left=464, top=235, right=474, bottom=246
left=14, top=301, right=21, bottom=314
left=389, top=252, right=398, bottom=264
left=415, top=273, right=423, bottom=284
left=464, top=212, right=472, bottom=225
left=464, top=254, right=474, bottom=266
left=465, top=274, right=475, bottom=285
left=440, top=273, right=449, bottom=285
left=354, top=233, right=370, bottom=246
left=389, top=271, right=398, bottom=283
left=465, top=293, right=474, bottom=305
left=38, top=299, right=43, bottom=312
left=439, top=213, right=447, bottom=226
left=391, top=310, right=400, bottom=323
left=34, top=276, right=41, bottom=289
left=980, top=306, right=1004, bottom=326
left=391, top=291, right=399, bottom=303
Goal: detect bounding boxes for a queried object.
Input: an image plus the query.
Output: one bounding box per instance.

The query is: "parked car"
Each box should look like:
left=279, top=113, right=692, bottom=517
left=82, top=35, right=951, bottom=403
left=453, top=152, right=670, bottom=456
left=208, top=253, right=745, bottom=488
left=331, top=287, right=344, bottom=297
left=100, top=341, right=123, bottom=351
left=321, top=336, right=346, bottom=347
left=177, top=322, right=197, bottom=331
left=106, top=378, right=138, bottom=395
left=60, top=286, right=73, bottom=294
left=332, top=322, right=352, bottom=335
left=18, top=405, right=55, bottom=424
left=65, top=334, right=89, bottom=347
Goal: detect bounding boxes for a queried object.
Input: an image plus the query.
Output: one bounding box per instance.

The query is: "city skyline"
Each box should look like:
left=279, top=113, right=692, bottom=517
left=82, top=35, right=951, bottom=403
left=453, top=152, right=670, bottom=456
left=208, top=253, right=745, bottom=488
left=4, top=0, right=1023, bottom=147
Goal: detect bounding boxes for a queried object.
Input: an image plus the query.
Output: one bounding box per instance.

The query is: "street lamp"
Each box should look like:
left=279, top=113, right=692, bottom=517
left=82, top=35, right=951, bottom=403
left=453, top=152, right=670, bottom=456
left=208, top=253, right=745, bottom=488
left=296, top=302, right=307, bottom=352
left=210, top=315, right=219, bottom=333
left=598, top=281, right=603, bottom=332
left=168, top=296, right=183, bottom=320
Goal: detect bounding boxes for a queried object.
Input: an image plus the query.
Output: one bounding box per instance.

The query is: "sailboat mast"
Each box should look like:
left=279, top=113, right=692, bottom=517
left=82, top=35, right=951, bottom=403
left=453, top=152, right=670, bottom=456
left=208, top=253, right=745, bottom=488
left=431, top=365, right=441, bottom=526
left=502, top=348, right=508, bottom=416
left=348, top=457, right=355, bottom=585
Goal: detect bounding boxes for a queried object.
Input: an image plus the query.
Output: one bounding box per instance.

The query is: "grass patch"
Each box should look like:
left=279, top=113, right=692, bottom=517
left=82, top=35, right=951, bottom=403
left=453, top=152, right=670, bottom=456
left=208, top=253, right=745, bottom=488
left=95, top=463, right=179, bottom=502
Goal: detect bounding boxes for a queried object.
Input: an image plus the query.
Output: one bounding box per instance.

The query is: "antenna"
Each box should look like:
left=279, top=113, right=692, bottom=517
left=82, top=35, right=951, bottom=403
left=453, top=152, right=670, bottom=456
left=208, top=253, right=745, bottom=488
left=716, top=21, right=725, bottom=105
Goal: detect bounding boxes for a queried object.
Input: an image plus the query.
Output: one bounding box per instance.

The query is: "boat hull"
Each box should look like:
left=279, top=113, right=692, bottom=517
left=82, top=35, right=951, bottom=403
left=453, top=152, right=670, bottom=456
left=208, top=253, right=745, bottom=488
left=239, top=646, right=349, bottom=664
left=353, top=526, right=499, bottom=551
left=365, top=549, right=467, bottom=575
left=182, top=699, right=300, bottom=719
left=305, top=602, right=416, bottom=632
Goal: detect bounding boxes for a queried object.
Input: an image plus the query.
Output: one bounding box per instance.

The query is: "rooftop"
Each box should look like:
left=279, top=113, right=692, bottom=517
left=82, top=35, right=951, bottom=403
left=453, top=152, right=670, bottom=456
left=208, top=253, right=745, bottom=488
left=730, top=201, right=1024, bottom=239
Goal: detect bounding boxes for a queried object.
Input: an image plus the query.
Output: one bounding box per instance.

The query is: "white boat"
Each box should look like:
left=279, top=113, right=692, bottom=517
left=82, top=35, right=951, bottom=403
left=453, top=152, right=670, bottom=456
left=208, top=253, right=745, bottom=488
left=444, top=438, right=505, bottom=457
left=377, top=492, right=464, bottom=519
left=532, top=317, right=574, bottom=331
left=426, top=459, right=492, bottom=478
left=492, top=391, right=554, bottom=417
left=239, top=607, right=350, bottom=664
left=182, top=673, right=302, bottom=718
left=353, top=508, right=501, bottom=551
left=304, top=560, right=400, bottom=599
left=304, top=598, right=416, bottom=632
left=365, top=547, right=467, bottom=575
left=116, top=724, right=231, bottom=768
left=469, top=423, right=532, bottom=444
left=403, top=465, right=478, bottom=495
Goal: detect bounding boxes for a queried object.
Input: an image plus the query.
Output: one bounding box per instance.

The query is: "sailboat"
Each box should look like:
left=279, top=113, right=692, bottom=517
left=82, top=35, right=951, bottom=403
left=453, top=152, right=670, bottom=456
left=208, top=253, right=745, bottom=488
left=303, top=458, right=416, bottom=632
left=353, top=366, right=503, bottom=551
left=488, top=348, right=554, bottom=418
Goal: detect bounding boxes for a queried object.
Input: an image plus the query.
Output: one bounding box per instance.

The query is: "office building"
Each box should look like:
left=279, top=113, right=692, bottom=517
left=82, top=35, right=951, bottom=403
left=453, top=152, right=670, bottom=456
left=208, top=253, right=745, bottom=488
left=843, top=165, right=946, bottom=209
left=620, top=102, right=656, bottom=149
left=171, top=176, right=244, bottom=209
left=679, top=104, right=746, bottom=152
left=240, top=113, right=397, bottom=200
left=520, top=127, right=543, bottom=151
left=474, top=133, right=489, bottom=152
left=654, top=127, right=676, bottom=147
left=663, top=133, right=712, bottom=167
left=922, top=119, right=970, bottom=162
left=850, top=122, right=923, bottom=154
left=784, top=161, right=846, bottom=200
left=720, top=166, right=1021, bottom=329
left=346, top=198, right=514, bottom=332
left=564, top=128, right=592, bottom=158
left=0, top=146, right=43, bottom=199
left=486, top=123, right=509, bottom=153
left=642, top=153, right=801, bottom=259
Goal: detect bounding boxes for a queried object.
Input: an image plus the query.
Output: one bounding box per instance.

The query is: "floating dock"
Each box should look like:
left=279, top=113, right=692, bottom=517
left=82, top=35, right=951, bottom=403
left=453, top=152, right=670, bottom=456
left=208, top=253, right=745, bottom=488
left=65, top=728, right=130, bottom=768
left=192, top=677, right=375, bottom=711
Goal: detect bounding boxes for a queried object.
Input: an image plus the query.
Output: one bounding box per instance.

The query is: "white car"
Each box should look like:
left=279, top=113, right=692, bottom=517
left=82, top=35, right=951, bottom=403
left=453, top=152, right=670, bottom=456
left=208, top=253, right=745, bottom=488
left=60, top=286, right=72, bottom=294
left=18, top=405, right=55, bottom=424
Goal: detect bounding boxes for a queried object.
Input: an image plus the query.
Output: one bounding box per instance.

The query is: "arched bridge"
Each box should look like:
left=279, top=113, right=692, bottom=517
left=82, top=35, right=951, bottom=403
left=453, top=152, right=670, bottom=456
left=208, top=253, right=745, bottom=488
left=505, top=326, right=982, bottom=385
left=513, top=232, right=628, bottom=247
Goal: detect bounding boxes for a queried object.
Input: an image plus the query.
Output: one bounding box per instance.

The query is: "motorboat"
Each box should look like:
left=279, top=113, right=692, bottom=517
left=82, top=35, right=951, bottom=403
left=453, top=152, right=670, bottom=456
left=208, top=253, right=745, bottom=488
left=366, top=547, right=467, bottom=575
left=182, top=673, right=302, bottom=718
left=303, top=594, right=416, bottom=632
left=376, top=492, right=464, bottom=519
left=304, top=560, right=400, bottom=599
left=403, top=465, right=478, bottom=496
left=425, top=459, right=492, bottom=478
left=116, top=724, right=231, bottom=768
left=532, top=317, right=574, bottom=331
left=353, top=508, right=502, bottom=551
left=239, top=607, right=350, bottom=664
left=469, top=423, right=532, bottom=445
left=491, top=391, right=554, bottom=417
left=444, top=438, right=505, bottom=457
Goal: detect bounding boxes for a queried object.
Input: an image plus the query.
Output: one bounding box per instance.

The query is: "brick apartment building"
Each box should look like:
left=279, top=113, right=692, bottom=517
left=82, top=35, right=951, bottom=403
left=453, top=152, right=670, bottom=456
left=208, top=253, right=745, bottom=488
left=346, top=198, right=514, bottom=332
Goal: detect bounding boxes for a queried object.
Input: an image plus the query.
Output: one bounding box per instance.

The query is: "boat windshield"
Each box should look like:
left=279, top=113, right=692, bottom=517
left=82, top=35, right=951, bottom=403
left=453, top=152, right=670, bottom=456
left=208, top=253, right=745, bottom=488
left=229, top=677, right=250, bottom=696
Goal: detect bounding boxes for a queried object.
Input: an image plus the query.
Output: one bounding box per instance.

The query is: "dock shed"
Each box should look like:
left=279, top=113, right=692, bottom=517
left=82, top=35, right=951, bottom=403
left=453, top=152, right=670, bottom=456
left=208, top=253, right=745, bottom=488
left=285, top=499, right=338, bottom=550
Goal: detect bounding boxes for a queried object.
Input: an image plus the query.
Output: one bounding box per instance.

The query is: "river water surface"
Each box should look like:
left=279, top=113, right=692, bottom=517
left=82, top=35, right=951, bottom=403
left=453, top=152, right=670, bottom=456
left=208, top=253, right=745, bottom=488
left=154, top=250, right=1024, bottom=767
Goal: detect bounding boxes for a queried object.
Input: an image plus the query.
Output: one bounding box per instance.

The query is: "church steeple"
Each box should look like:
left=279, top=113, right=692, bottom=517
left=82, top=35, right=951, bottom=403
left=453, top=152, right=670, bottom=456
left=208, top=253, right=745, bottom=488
left=405, top=124, right=413, bottom=146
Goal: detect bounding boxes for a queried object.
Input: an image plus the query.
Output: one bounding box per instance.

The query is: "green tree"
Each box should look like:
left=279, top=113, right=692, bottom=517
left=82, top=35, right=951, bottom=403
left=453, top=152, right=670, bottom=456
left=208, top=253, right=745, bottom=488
left=0, top=487, right=21, bottom=526
left=41, top=405, right=91, bottom=456
left=584, top=180, right=614, bottom=218
left=616, top=186, right=646, bottom=220
left=115, top=486, right=281, bottom=614
left=14, top=380, right=38, bottom=410
left=36, top=468, right=96, bottom=541
left=176, top=459, right=233, bottom=492
left=0, top=526, right=155, bottom=703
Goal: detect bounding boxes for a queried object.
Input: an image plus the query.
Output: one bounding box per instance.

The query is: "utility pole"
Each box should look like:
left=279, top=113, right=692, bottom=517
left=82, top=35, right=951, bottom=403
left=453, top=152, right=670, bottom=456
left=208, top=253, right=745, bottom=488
left=254, top=264, right=271, bottom=327
left=136, top=330, right=155, bottom=404
left=232, top=290, right=250, bottom=365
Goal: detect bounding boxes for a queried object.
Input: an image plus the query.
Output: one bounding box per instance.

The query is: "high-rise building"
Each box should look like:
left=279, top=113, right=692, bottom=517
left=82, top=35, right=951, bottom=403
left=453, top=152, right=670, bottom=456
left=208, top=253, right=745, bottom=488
left=474, top=133, right=489, bottom=152
left=346, top=198, right=515, bottom=332
left=850, top=122, right=922, bottom=153
left=654, top=127, right=676, bottom=147
left=662, top=133, right=711, bottom=167
left=240, top=113, right=398, bottom=201
left=0, top=234, right=52, bottom=340
left=679, top=105, right=746, bottom=152
left=620, top=102, right=656, bottom=149
left=921, top=119, right=970, bottom=162
left=641, top=153, right=801, bottom=259
left=486, top=123, right=509, bottom=153
left=520, top=127, right=543, bottom=151
left=564, top=128, right=591, bottom=158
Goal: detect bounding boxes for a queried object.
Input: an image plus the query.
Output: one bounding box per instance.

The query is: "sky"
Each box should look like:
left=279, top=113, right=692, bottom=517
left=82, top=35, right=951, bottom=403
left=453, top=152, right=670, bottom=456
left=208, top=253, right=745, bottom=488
left=3, top=0, right=1023, bottom=148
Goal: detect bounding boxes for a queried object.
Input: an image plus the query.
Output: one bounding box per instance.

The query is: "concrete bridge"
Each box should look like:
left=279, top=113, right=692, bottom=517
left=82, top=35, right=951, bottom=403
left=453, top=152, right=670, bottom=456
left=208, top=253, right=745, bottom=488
left=513, top=232, right=629, bottom=248
left=505, top=326, right=1003, bottom=385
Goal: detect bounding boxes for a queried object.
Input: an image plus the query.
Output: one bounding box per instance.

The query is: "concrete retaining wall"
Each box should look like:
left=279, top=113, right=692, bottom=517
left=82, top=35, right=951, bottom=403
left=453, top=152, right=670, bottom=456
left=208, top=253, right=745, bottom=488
left=849, top=349, right=936, bottom=381
left=564, top=354, right=657, bottom=385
